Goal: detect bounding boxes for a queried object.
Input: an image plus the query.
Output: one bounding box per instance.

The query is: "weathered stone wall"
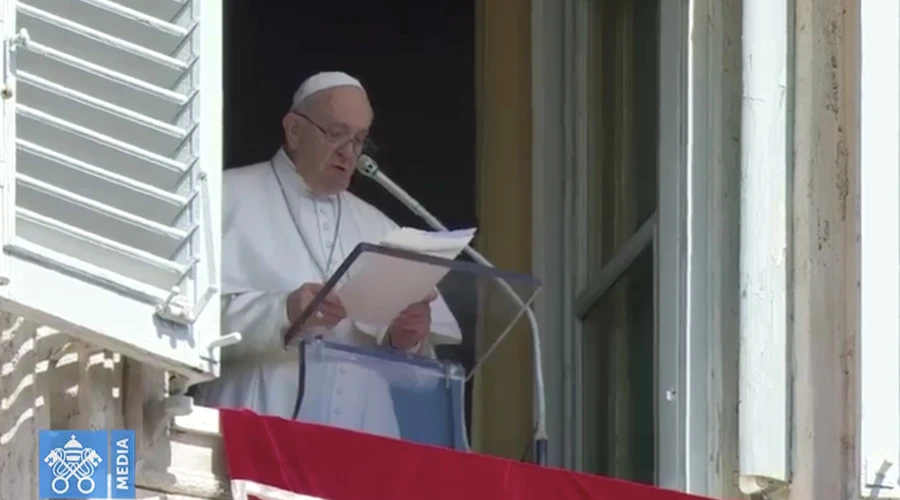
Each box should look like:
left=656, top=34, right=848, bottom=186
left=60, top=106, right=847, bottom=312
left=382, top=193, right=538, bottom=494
left=0, top=313, right=230, bottom=499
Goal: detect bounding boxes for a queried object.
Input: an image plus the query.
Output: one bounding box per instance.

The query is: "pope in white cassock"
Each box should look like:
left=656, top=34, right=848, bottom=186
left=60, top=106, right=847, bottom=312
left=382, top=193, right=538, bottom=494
left=194, top=72, right=463, bottom=439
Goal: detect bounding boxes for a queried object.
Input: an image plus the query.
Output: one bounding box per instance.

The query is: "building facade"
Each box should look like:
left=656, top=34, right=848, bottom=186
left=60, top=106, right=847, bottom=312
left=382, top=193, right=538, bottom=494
left=477, top=0, right=879, bottom=499
left=0, top=0, right=891, bottom=499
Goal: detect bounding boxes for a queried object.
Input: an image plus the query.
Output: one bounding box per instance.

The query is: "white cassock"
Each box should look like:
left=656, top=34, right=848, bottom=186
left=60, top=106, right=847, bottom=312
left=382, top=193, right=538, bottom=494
left=194, top=148, right=463, bottom=438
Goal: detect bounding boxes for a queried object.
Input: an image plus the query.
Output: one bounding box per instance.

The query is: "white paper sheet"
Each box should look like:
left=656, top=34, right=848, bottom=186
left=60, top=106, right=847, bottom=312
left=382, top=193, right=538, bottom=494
left=336, top=227, right=476, bottom=326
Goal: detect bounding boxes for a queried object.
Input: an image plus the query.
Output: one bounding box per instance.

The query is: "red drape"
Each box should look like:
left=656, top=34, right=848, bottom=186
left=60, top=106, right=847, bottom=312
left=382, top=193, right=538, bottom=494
left=220, top=408, right=713, bottom=500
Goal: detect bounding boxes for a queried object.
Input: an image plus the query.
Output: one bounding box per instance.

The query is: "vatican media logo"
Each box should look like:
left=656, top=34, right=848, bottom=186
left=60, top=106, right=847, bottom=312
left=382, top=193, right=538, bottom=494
left=38, top=429, right=135, bottom=499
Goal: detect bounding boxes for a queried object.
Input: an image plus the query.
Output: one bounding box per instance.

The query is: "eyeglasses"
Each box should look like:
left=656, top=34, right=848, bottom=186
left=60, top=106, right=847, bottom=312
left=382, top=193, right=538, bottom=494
left=292, top=112, right=376, bottom=156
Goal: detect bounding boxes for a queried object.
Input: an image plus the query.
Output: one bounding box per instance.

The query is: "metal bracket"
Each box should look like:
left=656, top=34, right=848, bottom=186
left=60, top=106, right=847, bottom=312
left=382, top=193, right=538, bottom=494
left=863, top=457, right=900, bottom=493
left=154, top=284, right=218, bottom=324
left=2, top=28, right=29, bottom=100
left=206, top=331, right=242, bottom=351
left=444, top=364, right=452, bottom=389
left=155, top=286, right=190, bottom=321
left=153, top=170, right=220, bottom=325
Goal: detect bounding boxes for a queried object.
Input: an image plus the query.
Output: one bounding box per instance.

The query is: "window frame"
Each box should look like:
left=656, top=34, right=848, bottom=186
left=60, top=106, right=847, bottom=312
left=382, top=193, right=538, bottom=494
left=531, top=0, right=740, bottom=497
left=532, top=0, right=738, bottom=494
left=568, top=0, right=674, bottom=485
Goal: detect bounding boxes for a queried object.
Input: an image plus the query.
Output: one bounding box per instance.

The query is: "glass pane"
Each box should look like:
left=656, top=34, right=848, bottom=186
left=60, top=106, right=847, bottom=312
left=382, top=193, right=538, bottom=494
left=299, top=338, right=468, bottom=450
left=284, top=243, right=540, bottom=346
left=586, top=0, right=660, bottom=277
left=582, top=245, right=655, bottom=484
left=273, top=242, right=541, bottom=451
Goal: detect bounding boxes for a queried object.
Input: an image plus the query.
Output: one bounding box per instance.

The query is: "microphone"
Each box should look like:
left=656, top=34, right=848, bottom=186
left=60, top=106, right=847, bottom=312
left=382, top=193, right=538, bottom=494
left=356, top=154, right=549, bottom=466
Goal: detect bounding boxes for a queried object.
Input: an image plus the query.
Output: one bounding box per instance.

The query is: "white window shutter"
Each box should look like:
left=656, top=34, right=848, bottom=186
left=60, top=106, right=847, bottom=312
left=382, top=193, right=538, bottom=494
left=860, top=0, right=900, bottom=497
left=0, top=0, right=224, bottom=380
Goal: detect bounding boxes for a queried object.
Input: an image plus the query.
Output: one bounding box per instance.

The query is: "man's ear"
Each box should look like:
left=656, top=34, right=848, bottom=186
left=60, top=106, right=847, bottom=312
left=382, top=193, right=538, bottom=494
left=282, top=113, right=301, bottom=149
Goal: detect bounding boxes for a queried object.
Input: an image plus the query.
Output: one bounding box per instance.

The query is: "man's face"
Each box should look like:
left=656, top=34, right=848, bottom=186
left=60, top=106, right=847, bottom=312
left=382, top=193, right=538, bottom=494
left=282, top=86, right=373, bottom=196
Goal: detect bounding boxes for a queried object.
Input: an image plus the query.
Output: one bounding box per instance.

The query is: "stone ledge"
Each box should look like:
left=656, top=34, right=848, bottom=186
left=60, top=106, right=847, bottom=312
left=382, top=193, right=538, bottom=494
left=136, top=406, right=231, bottom=500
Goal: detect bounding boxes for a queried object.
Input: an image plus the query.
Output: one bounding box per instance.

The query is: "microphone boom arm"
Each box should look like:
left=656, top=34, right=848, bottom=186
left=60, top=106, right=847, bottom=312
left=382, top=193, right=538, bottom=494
left=357, top=155, right=549, bottom=465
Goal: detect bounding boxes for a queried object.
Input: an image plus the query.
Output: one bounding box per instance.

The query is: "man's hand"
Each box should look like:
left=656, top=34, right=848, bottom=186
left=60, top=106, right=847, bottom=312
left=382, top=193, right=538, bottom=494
left=287, top=283, right=347, bottom=330
left=388, top=290, right=438, bottom=351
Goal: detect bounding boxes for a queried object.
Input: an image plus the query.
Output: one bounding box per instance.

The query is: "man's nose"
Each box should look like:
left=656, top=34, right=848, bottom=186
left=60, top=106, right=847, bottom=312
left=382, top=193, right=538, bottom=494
left=335, top=139, right=357, bottom=159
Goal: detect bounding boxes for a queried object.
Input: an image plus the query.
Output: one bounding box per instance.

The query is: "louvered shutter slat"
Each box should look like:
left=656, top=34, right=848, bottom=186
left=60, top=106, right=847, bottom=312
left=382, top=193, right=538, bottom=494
left=17, top=140, right=189, bottom=224
left=14, top=209, right=187, bottom=285
left=74, top=0, right=191, bottom=41
left=20, top=43, right=189, bottom=118
left=114, top=0, right=191, bottom=26
left=19, top=105, right=189, bottom=173
left=16, top=174, right=193, bottom=257
left=19, top=71, right=189, bottom=151
left=0, top=0, right=223, bottom=377
left=18, top=3, right=190, bottom=87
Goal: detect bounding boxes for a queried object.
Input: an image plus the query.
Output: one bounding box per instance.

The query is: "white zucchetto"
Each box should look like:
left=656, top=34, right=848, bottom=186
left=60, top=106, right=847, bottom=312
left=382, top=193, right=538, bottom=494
left=291, top=71, right=366, bottom=110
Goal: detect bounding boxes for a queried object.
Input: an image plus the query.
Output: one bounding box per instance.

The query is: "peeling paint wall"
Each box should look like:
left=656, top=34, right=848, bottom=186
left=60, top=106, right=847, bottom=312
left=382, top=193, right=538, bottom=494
left=789, top=0, right=860, bottom=498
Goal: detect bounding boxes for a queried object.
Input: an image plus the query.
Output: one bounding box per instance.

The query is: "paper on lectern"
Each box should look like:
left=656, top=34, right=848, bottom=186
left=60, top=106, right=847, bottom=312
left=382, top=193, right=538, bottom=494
left=336, top=227, right=476, bottom=327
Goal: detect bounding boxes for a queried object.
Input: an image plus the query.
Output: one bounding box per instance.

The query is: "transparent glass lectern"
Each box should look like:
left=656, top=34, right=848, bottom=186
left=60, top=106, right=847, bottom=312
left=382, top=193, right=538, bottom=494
left=282, top=243, right=541, bottom=451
